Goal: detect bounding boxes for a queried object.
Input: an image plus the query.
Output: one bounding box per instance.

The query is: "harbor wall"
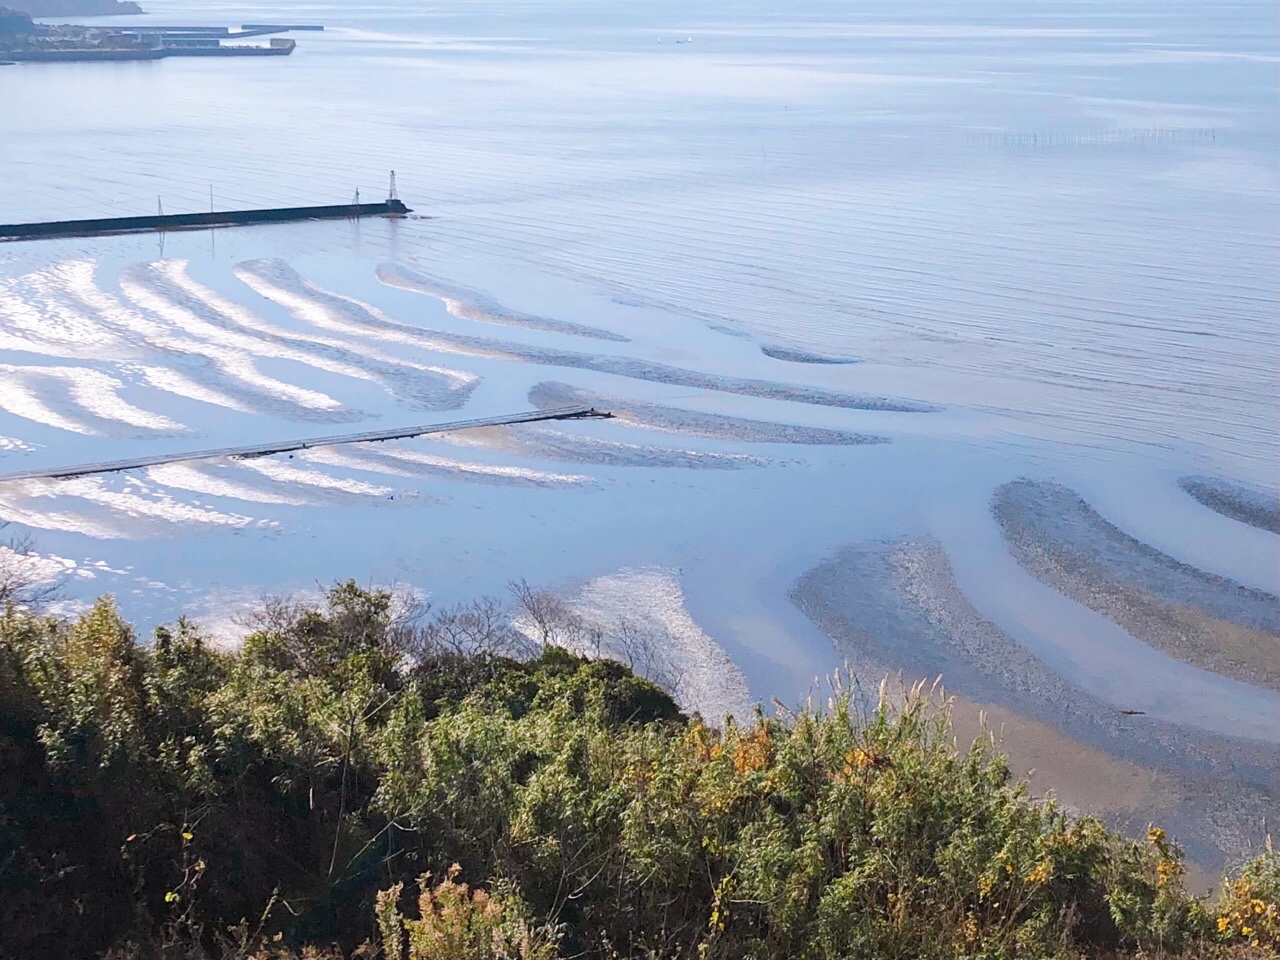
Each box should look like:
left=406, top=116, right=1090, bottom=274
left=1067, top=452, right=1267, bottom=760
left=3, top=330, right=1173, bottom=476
left=0, top=200, right=411, bottom=241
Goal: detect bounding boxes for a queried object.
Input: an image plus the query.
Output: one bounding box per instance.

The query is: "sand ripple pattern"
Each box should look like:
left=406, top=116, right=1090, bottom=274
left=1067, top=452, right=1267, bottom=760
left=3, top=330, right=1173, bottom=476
left=0, top=437, right=602, bottom=538
left=0, top=475, right=263, bottom=539
left=63, top=260, right=348, bottom=419
left=144, top=462, right=316, bottom=507
left=377, top=263, right=627, bottom=342
left=530, top=381, right=888, bottom=445
left=0, top=259, right=485, bottom=442
left=238, top=259, right=932, bottom=413
left=0, top=260, right=347, bottom=431
left=300, top=443, right=593, bottom=488
left=128, top=263, right=423, bottom=409
left=426, top=423, right=766, bottom=470
left=0, top=364, right=182, bottom=437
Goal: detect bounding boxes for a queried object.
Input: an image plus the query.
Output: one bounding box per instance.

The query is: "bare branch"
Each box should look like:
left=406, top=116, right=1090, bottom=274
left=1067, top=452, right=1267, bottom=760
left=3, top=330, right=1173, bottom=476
left=415, top=596, right=531, bottom=661
left=0, top=522, right=63, bottom=609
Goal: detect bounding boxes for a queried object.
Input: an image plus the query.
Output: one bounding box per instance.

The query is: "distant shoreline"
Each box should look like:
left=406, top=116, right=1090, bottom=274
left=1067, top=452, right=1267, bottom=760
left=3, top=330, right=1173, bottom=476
left=19, top=0, right=142, bottom=16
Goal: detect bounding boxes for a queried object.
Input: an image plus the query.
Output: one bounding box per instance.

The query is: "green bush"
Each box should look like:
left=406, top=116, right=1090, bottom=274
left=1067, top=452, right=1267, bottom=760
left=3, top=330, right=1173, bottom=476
left=1213, top=850, right=1280, bottom=955
left=1, top=584, right=1272, bottom=959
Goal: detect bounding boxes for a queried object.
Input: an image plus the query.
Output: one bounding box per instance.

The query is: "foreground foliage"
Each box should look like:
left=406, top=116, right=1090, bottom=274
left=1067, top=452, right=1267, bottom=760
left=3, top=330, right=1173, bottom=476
left=0, top=583, right=1275, bottom=959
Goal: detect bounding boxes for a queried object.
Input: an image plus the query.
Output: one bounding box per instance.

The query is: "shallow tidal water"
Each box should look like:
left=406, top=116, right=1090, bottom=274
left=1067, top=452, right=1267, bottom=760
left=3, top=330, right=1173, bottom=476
left=1, top=0, right=1277, bottom=863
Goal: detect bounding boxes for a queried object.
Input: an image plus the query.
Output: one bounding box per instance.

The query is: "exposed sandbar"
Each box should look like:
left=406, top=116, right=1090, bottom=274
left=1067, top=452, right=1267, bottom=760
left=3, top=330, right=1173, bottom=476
left=426, top=424, right=766, bottom=470
left=760, top=345, right=859, bottom=364
left=377, top=263, right=628, bottom=342
left=129, top=262, right=478, bottom=412
left=789, top=536, right=1278, bottom=870
left=301, top=443, right=593, bottom=489
left=529, top=382, right=887, bottom=445
left=993, top=480, right=1280, bottom=689
left=1180, top=476, right=1280, bottom=535
left=239, top=259, right=936, bottom=413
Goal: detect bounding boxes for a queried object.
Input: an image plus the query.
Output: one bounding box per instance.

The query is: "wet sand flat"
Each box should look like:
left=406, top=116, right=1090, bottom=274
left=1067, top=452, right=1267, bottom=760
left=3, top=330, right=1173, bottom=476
left=426, top=423, right=768, bottom=470
left=790, top=537, right=1279, bottom=871
left=529, top=382, right=887, bottom=445
left=993, top=480, right=1280, bottom=689
left=944, top=696, right=1228, bottom=893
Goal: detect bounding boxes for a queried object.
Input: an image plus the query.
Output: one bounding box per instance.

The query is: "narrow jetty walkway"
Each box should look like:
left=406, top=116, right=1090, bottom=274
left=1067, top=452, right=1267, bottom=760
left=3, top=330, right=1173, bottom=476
left=0, top=407, right=610, bottom=483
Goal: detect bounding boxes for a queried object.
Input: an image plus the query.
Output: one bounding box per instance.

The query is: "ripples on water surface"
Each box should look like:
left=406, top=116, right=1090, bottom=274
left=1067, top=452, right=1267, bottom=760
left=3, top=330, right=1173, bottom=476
left=0, top=0, right=1276, bottom=869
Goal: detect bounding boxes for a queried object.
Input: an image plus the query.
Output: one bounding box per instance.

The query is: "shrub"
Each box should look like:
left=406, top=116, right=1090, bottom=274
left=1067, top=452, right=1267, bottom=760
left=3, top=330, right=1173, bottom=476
left=1213, top=849, right=1280, bottom=955
left=376, top=867, right=559, bottom=960
left=0, top=584, right=1263, bottom=959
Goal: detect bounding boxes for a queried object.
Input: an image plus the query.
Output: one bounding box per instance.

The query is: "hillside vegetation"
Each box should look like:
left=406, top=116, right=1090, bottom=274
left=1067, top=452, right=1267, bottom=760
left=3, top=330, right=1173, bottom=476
left=0, top=581, right=1275, bottom=959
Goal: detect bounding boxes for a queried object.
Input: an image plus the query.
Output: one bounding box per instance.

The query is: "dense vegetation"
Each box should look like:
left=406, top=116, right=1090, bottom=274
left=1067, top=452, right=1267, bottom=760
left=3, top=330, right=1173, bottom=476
left=0, top=7, right=36, bottom=35
left=0, top=579, right=1276, bottom=960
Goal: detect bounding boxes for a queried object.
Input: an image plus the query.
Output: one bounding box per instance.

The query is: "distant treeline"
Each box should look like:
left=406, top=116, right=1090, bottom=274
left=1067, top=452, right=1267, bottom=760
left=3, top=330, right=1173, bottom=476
left=6, top=0, right=141, bottom=17
left=0, top=579, right=1276, bottom=959
left=0, top=6, right=35, bottom=33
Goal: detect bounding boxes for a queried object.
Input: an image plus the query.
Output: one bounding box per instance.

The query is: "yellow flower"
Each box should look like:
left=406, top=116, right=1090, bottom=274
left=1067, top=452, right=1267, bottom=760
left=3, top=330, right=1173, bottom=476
left=840, top=744, right=891, bottom=778
left=1217, top=916, right=1230, bottom=933
left=1025, top=860, right=1054, bottom=885
left=732, top=727, right=772, bottom=776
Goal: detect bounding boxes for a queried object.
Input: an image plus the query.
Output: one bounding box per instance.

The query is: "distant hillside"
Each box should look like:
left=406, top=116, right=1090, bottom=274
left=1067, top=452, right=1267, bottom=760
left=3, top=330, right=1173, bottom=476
left=13, top=0, right=141, bottom=15
left=0, top=6, right=36, bottom=32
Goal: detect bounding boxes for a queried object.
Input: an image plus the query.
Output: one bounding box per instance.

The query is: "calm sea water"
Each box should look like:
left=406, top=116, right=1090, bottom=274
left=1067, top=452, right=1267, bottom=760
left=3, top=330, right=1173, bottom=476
left=0, top=0, right=1275, bottom=735
left=3, top=0, right=1276, bottom=477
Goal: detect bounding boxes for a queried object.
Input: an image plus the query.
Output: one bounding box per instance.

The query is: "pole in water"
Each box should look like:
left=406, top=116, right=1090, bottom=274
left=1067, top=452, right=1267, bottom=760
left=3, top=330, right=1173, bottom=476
left=157, top=195, right=164, bottom=217
left=388, top=170, right=398, bottom=201
left=208, top=185, right=216, bottom=256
